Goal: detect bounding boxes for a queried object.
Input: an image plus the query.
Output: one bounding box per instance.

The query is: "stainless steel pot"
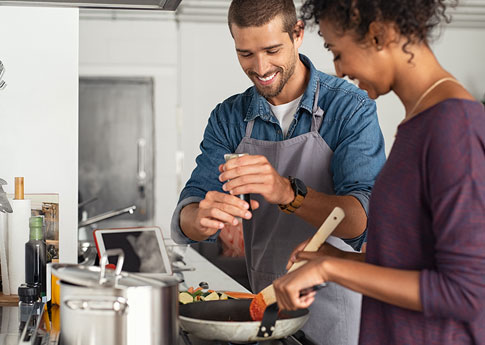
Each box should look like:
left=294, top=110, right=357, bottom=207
left=52, top=249, right=180, bottom=345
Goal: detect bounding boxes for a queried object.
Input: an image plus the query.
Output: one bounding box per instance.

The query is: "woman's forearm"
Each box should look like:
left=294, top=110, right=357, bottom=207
left=325, top=258, right=422, bottom=311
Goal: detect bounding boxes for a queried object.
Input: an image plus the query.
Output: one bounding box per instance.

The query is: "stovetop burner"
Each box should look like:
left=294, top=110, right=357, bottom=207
left=178, top=330, right=317, bottom=345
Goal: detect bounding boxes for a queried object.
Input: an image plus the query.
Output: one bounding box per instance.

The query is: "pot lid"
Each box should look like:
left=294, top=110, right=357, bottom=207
left=52, top=263, right=180, bottom=289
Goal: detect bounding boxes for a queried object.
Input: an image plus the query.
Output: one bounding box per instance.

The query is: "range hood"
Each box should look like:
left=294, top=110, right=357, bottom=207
left=0, top=0, right=181, bottom=10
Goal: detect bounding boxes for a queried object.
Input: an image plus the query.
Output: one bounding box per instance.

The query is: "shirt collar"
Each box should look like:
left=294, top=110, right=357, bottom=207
left=244, top=54, right=320, bottom=122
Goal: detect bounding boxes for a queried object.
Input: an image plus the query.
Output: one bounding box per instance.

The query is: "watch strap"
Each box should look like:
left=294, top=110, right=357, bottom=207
left=278, top=177, right=306, bottom=214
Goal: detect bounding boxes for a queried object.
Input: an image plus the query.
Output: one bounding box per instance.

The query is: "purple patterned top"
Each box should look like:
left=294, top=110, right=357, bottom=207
left=360, top=99, right=485, bottom=345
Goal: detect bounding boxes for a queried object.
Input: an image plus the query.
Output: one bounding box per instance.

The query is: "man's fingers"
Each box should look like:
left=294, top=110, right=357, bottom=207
left=220, top=162, right=272, bottom=182
left=199, top=215, right=224, bottom=229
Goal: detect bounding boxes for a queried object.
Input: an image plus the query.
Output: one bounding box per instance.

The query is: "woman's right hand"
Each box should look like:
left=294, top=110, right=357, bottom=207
left=274, top=257, right=329, bottom=311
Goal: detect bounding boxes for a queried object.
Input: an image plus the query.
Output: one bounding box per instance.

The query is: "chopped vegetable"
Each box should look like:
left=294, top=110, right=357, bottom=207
left=201, top=291, right=219, bottom=301
left=179, top=287, right=249, bottom=304
left=178, top=292, right=194, bottom=304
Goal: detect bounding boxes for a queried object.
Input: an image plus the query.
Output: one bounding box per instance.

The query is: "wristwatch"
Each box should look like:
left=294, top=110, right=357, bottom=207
left=278, top=176, right=307, bottom=214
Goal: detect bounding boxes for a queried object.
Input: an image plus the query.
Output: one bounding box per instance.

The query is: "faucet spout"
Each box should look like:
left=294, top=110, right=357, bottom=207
left=78, top=205, right=136, bottom=228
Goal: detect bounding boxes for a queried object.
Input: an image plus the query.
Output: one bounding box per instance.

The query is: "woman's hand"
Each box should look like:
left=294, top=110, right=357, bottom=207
left=274, top=257, right=330, bottom=311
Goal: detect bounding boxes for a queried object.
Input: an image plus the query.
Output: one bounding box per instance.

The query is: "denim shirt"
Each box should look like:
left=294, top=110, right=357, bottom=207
left=171, top=54, right=386, bottom=250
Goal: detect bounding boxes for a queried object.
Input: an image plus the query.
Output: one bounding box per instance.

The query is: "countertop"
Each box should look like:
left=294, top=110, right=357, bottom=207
left=178, top=246, right=249, bottom=293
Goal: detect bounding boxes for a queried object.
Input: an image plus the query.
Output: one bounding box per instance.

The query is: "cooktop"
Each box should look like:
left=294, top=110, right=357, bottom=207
left=178, top=330, right=318, bottom=345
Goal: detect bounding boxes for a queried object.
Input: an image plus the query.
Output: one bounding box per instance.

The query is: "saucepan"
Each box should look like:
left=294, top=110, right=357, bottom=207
left=179, top=299, right=309, bottom=343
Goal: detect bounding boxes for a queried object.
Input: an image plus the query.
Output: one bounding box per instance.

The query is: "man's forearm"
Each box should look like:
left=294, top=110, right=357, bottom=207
left=294, top=187, right=367, bottom=239
left=179, top=203, right=207, bottom=242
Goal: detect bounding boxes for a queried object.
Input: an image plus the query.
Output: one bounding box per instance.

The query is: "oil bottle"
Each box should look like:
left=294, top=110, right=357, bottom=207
left=25, top=216, right=46, bottom=299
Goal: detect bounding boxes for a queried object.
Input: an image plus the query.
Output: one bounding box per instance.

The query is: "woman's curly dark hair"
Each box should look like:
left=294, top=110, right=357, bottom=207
left=300, top=0, right=457, bottom=55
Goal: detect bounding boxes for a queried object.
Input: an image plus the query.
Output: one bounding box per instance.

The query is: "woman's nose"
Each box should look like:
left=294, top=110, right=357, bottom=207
left=334, top=62, right=345, bottom=78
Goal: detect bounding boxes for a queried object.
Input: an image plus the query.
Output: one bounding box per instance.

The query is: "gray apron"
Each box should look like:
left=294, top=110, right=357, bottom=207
left=235, top=84, right=362, bottom=345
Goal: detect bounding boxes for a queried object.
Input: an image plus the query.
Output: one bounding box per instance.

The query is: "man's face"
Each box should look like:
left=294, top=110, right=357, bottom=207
left=231, top=16, right=300, bottom=100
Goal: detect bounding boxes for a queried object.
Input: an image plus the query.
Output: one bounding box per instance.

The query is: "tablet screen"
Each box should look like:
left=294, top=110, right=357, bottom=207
left=96, top=228, right=170, bottom=274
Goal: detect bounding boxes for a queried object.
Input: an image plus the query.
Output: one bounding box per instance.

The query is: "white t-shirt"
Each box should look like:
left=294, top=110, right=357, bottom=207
left=269, top=95, right=303, bottom=137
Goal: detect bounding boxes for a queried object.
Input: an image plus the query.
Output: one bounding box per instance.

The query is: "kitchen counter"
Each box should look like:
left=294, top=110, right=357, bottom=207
left=179, top=246, right=249, bottom=293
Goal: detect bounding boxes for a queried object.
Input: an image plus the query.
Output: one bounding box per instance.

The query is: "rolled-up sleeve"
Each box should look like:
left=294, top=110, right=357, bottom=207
left=330, top=98, right=386, bottom=250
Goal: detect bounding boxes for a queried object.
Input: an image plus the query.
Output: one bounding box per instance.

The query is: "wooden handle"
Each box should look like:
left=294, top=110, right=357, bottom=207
left=14, top=177, right=24, bottom=200
left=288, top=207, right=345, bottom=272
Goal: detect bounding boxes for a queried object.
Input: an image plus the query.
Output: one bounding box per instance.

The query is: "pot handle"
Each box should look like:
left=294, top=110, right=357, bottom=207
left=99, top=248, right=125, bottom=285
left=65, top=296, right=128, bottom=314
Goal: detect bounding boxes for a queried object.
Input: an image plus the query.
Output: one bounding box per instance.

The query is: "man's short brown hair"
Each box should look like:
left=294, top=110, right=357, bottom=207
left=228, top=0, right=298, bottom=41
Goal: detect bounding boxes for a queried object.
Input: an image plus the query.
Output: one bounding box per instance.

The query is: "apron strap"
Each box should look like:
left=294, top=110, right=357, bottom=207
left=245, top=119, right=255, bottom=138
left=311, top=82, right=325, bottom=132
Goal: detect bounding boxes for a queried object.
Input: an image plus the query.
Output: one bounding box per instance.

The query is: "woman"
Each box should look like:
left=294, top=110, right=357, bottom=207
left=273, top=0, right=485, bottom=344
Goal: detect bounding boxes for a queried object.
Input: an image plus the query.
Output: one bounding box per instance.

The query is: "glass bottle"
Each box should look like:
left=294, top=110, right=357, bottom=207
left=25, top=216, right=47, bottom=298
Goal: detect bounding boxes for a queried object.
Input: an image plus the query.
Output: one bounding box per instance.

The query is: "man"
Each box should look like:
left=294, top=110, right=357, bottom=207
left=171, top=0, right=386, bottom=343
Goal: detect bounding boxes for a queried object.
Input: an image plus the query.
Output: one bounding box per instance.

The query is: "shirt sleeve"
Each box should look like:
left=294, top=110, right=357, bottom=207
left=420, top=105, right=485, bottom=322
left=331, top=98, right=386, bottom=214
left=330, top=98, right=385, bottom=250
left=170, top=104, right=234, bottom=243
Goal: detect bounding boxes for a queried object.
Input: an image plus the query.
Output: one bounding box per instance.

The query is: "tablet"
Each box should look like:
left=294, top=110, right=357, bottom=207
left=94, top=227, right=172, bottom=276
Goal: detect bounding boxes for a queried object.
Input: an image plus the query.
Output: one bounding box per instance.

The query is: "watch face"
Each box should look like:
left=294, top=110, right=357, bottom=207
left=293, top=178, right=307, bottom=195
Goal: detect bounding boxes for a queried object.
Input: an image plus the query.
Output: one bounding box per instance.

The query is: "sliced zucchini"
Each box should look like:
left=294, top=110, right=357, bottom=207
left=179, top=292, right=194, bottom=304
left=201, top=291, right=220, bottom=301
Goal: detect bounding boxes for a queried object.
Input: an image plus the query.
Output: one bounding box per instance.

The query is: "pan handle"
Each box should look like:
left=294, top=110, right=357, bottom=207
left=99, top=248, right=125, bottom=285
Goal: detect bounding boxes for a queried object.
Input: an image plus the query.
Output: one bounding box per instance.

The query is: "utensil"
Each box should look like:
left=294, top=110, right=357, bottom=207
left=0, top=178, right=13, bottom=213
left=250, top=207, right=345, bottom=321
left=0, top=60, right=6, bottom=90
left=256, top=283, right=328, bottom=338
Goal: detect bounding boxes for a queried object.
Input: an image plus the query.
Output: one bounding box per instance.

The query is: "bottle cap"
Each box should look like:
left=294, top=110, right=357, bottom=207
left=18, top=284, right=40, bottom=303
left=29, top=216, right=43, bottom=240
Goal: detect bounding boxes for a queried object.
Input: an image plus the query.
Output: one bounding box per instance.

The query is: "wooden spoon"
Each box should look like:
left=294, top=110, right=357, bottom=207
left=249, top=207, right=345, bottom=321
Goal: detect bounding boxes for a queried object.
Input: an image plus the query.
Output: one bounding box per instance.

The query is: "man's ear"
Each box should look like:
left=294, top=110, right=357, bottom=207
left=293, top=20, right=305, bottom=45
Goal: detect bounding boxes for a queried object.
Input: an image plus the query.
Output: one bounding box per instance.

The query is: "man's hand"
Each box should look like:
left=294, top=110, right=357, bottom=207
left=219, top=154, right=294, bottom=205
left=180, top=191, right=259, bottom=241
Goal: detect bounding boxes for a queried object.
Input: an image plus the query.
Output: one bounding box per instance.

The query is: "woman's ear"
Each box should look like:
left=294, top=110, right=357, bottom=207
left=368, top=21, right=389, bottom=51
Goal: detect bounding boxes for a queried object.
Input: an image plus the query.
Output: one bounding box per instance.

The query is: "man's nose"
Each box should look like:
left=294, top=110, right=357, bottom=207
left=253, top=55, right=270, bottom=76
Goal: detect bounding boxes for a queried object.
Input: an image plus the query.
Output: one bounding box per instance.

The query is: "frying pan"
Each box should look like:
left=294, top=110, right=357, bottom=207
left=179, top=299, right=309, bottom=342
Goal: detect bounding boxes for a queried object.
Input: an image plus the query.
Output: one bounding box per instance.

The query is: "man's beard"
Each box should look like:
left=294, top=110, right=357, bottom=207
left=250, top=56, right=296, bottom=99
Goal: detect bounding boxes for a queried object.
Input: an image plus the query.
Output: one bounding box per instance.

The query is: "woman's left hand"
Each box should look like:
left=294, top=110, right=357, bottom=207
left=273, top=257, right=330, bottom=311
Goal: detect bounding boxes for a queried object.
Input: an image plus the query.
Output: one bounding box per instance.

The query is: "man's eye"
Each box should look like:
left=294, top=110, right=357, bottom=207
left=333, top=54, right=341, bottom=62
left=239, top=53, right=252, bottom=58
left=267, top=49, right=279, bottom=55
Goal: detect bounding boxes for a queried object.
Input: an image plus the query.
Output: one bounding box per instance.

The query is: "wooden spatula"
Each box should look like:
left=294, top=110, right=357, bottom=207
left=249, top=207, right=345, bottom=321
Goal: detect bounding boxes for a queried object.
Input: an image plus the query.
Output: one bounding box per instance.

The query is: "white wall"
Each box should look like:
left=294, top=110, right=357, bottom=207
left=79, top=13, right=179, bottom=238
left=0, top=6, right=79, bottom=263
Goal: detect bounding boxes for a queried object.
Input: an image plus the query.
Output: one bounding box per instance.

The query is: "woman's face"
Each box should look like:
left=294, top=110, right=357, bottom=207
left=319, top=19, right=394, bottom=99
